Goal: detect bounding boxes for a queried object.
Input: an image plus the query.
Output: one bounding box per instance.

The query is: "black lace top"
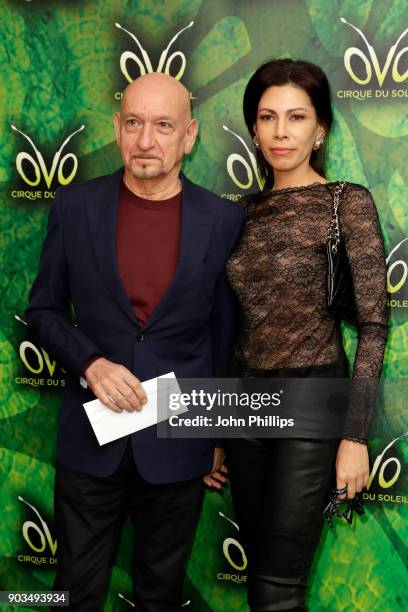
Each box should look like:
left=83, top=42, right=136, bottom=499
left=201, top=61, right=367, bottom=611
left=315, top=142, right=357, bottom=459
left=226, top=181, right=389, bottom=440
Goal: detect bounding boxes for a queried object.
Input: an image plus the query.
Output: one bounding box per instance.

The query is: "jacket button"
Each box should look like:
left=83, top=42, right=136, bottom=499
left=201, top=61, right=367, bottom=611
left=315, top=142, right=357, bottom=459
left=137, top=333, right=145, bottom=342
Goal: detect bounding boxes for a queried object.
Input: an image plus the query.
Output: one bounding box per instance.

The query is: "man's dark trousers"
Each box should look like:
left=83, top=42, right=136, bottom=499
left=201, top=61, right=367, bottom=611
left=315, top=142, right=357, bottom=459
left=53, top=441, right=204, bottom=611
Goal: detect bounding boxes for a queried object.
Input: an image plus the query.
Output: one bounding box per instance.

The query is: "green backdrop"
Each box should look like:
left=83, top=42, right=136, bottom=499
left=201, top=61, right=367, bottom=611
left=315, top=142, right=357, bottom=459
left=0, top=1, right=407, bottom=610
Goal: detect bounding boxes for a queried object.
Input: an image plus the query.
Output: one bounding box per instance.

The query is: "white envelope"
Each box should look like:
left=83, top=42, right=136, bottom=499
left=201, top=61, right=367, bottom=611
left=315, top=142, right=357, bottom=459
left=83, top=372, right=187, bottom=446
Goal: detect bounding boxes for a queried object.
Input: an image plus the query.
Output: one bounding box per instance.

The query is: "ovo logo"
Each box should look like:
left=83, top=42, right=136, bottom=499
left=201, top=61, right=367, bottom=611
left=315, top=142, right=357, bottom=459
left=14, top=315, right=66, bottom=386
left=19, top=340, right=62, bottom=377
left=19, top=496, right=57, bottom=556
left=386, top=237, right=408, bottom=294
left=219, top=512, right=247, bottom=571
left=366, top=433, right=407, bottom=491
left=223, top=125, right=265, bottom=192
left=11, top=125, right=85, bottom=189
left=341, top=17, right=408, bottom=86
left=115, top=21, right=194, bottom=82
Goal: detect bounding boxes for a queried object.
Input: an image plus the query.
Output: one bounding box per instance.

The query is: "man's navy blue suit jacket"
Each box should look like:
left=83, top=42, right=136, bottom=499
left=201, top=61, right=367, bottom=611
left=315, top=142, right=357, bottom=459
left=26, top=168, right=245, bottom=483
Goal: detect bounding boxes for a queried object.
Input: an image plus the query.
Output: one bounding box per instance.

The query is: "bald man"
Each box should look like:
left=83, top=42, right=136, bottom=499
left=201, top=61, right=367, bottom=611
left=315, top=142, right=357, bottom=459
left=26, top=73, right=244, bottom=611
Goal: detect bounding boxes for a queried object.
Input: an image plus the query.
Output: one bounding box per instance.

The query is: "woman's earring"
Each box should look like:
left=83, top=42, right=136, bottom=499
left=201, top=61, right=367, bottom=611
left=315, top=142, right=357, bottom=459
left=253, top=137, right=260, bottom=148
left=313, top=137, right=324, bottom=150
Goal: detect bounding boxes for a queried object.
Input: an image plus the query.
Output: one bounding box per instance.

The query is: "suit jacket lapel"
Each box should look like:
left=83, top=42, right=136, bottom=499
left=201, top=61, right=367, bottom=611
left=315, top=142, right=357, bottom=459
left=85, top=168, right=140, bottom=328
left=143, top=174, right=216, bottom=331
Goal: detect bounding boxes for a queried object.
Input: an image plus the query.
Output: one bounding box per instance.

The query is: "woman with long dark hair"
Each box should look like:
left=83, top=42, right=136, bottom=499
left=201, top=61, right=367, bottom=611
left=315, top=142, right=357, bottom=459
left=225, top=59, right=388, bottom=611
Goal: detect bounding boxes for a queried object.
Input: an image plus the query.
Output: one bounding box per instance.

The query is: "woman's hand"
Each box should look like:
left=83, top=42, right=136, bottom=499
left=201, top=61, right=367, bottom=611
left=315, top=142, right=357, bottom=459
left=203, top=448, right=228, bottom=489
left=335, top=439, right=369, bottom=500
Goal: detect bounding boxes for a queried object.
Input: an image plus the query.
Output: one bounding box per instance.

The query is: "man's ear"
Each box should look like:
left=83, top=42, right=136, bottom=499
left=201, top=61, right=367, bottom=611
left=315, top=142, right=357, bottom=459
left=184, top=118, right=199, bottom=155
left=113, top=112, right=121, bottom=145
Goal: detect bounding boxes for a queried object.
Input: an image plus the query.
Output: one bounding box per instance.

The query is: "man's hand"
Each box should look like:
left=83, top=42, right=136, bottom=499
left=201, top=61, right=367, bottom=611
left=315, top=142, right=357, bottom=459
left=84, top=357, right=147, bottom=413
left=335, top=439, right=369, bottom=500
left=203, top=447, right=228, bottom=490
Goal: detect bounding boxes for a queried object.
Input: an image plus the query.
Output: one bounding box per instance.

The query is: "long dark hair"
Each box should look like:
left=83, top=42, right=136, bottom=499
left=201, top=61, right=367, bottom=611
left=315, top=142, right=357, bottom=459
left=243, top=59, right=333, bottom=184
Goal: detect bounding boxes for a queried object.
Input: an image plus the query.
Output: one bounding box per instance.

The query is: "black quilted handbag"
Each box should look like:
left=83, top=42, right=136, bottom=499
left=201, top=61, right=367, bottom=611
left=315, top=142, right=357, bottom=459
left=326, top=182, right=357, bottom=325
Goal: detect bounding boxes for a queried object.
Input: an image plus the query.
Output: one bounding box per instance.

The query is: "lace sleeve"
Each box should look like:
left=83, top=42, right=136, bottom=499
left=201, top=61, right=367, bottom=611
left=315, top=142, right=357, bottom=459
left=340, top=184, right=389, bottom=439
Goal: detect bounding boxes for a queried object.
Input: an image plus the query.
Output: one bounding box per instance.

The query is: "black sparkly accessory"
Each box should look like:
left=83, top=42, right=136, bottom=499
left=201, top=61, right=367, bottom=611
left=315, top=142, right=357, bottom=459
left=323, top=487, right=365, bottom=528
left=326, top=182, right=357, bottom=325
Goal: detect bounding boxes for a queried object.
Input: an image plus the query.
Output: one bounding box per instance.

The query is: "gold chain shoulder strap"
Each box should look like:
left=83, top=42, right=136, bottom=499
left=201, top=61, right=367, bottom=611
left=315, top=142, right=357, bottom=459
left=327, top=181, right=346, bottom=253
